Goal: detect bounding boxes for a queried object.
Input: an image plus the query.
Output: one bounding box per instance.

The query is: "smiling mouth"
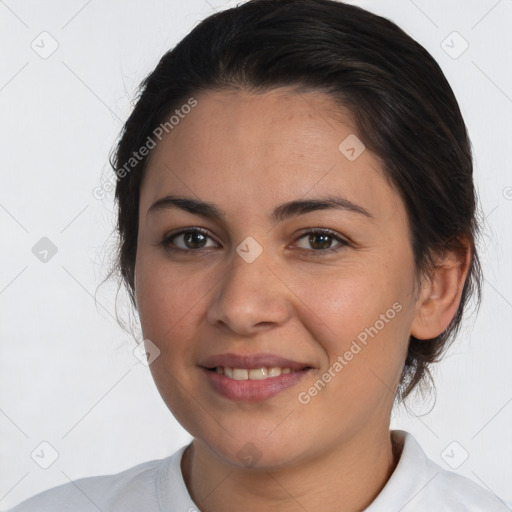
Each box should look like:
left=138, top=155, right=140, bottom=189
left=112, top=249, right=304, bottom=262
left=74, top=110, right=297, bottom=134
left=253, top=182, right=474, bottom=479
left=199, top=353, right=315, bottom=400
left=207, top=366, right=312, bottom=380
left=203, top=365, right=313, bottom=401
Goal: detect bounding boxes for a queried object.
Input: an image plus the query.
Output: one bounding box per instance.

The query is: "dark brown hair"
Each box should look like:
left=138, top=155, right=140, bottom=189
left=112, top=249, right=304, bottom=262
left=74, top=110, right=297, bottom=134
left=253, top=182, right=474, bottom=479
left=109, top=0, right=482, bottom=400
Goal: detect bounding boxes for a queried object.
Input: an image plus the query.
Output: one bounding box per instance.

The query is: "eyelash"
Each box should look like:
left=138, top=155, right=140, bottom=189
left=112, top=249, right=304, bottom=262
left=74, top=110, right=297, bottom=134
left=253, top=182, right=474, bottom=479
left=159, top=227, right=350, bottom=257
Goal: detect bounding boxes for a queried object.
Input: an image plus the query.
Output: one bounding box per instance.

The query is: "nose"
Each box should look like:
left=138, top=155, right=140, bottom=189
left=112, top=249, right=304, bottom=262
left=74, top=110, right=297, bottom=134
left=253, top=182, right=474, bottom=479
left=206, top=249, right=293, bottom=336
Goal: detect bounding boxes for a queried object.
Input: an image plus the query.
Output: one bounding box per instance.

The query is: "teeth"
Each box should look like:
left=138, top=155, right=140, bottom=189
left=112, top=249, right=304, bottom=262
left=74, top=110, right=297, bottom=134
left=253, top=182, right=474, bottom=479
left=249, top=368, right=267, bottom=380
left=268, top=367, right=281, bottom=377
left=214, top=367, right=298, bottom=380
left=233, top=368, right=249, bottom=380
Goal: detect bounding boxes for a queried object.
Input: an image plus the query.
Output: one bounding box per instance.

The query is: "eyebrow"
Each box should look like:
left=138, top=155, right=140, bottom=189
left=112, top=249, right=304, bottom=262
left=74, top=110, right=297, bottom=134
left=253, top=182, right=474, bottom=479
left=147, top=194, right=373, bottom=222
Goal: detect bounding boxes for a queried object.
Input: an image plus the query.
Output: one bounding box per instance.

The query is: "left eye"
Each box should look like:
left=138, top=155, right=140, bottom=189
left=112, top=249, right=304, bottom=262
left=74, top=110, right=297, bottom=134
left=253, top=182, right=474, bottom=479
left=294, top=230, right=348, bottom=252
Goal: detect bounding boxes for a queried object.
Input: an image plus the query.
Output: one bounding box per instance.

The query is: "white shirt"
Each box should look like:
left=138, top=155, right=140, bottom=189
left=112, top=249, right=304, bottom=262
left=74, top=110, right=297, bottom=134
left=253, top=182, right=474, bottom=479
left=5, top=430, right=509, bottom=511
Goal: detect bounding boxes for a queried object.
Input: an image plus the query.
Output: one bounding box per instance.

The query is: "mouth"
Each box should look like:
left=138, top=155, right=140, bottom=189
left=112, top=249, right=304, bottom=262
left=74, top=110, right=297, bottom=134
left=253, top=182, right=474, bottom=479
left=205, top=366, right=311, bottom=380
left=199, top=353, right=314, bottom=401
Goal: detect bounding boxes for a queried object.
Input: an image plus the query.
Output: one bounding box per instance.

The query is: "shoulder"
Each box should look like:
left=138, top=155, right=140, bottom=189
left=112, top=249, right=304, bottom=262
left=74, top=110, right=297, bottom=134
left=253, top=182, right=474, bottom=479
left=370, top=430, right=510, bottom=512
left=428, top=466, right=509, bottom=511
left=4, top=446, right=189, bottom=512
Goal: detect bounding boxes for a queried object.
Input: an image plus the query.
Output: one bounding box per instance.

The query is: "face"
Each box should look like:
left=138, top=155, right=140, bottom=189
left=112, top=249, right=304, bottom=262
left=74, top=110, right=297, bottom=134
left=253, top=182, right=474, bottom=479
left=134, top=88, right=420, bottom=469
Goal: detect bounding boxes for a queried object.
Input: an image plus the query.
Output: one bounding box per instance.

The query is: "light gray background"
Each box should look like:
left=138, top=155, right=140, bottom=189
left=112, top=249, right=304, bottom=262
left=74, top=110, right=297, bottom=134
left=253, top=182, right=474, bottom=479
left=1, top=0, right=511, bottom=509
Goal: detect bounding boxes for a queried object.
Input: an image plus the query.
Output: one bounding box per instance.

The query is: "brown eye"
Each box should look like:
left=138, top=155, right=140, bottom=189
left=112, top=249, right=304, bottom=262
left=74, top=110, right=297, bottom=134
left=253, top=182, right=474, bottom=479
left=181, top=231, right=208, bottom=249
left=162, top=228, right=218, bottom=251
left=295, top=229, right=349, bottom=254
left=307, top=233, right=334, bottom=250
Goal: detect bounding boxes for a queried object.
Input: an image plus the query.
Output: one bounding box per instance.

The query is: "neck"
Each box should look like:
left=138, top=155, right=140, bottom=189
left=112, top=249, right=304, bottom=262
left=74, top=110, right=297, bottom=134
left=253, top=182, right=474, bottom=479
left=181, top=427, right=400, bottom=512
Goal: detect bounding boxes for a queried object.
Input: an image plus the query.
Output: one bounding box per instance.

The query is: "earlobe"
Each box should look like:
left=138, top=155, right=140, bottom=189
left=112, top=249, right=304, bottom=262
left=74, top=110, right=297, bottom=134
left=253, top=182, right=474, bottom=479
left=411, top=244, right=471, bottom=340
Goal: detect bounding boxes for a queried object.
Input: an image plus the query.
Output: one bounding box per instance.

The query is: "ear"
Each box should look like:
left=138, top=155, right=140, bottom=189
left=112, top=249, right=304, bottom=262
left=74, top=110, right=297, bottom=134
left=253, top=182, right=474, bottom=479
left=411, top=240, right=472, bottom=340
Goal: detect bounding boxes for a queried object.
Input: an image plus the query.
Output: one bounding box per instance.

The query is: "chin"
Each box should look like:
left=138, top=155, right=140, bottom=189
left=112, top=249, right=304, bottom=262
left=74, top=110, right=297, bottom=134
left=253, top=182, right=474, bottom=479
left=196, top=427, right=311, bottom=471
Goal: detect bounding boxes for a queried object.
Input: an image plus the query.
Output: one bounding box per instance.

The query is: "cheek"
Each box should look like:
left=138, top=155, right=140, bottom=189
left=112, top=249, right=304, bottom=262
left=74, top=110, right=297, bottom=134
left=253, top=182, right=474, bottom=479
left=135, top=254, right=210, bottom=430
left=135, top=252, right=213, bottom=356
left=291, top=276, right=410, bottom=429
left=291, top=261, right=409, bottom=337
left=287, top=259, right=414, bottom=387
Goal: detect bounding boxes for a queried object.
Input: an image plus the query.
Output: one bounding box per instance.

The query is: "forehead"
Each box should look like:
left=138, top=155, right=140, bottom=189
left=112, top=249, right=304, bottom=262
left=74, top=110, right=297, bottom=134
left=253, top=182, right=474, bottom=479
left=139, top=87, right=400, bottom=226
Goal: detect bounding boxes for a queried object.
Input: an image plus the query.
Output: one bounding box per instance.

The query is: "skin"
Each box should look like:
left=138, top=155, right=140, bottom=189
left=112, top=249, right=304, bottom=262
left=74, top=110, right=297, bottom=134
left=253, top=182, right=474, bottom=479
left=134, top=87, right=470, bottom=512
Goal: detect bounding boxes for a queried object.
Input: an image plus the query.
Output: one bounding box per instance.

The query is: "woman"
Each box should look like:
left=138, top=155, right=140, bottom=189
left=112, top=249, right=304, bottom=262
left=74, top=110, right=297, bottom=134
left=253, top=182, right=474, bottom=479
left=7, top=0, right=509, bottom=510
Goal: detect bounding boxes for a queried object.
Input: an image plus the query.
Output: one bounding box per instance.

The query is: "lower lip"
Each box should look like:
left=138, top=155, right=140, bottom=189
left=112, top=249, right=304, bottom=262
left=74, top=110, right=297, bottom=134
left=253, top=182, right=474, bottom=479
left=201, top=368, right=312, bottom=401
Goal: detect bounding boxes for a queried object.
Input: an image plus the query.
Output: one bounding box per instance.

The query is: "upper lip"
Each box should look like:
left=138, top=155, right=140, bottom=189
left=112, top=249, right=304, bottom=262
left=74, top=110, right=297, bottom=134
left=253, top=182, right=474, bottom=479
left=199, top=353, right=312, bottom=371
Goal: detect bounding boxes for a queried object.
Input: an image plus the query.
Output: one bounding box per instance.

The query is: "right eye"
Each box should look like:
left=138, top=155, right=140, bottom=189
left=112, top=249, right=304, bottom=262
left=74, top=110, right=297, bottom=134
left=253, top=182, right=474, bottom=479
left=160, top=228, right=219, bottom=252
